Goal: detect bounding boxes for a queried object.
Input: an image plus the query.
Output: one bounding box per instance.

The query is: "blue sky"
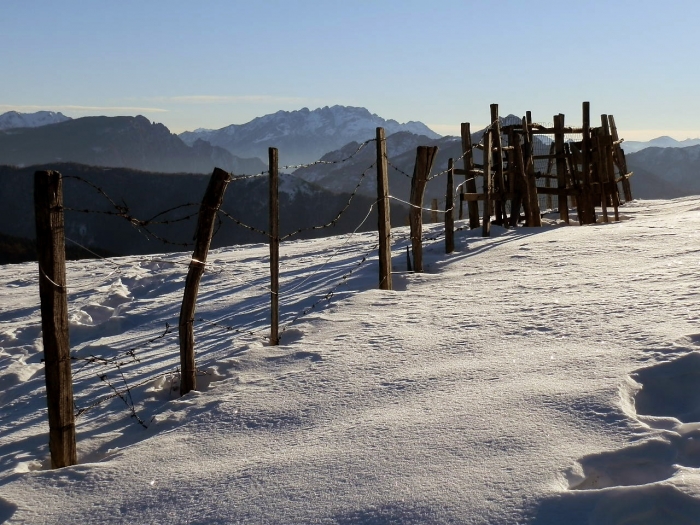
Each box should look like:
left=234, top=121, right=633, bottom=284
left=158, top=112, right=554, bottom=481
left=2, top=0, right=698, bottom=140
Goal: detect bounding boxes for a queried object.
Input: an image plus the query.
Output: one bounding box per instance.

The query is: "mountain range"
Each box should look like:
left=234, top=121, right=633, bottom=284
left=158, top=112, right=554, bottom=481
left=179, top=105, right=441, bottom=166
left=622, top=136, right=700, bottom=154
left=0, top=115, right=266, bottom=174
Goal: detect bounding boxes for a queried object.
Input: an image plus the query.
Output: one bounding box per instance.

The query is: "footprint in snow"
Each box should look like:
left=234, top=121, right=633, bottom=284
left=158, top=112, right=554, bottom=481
left=567, top=351, right=700, bottom=492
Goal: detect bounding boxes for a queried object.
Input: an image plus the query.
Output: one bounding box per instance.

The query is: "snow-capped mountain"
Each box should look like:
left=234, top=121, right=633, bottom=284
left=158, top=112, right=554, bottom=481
left=0, top=110, right=72, bottom=130
left=626, top=144, right=700, bottom=198
left=622, top=135, right=700, bottom=154
left=179, top=105, right=441, bottom=166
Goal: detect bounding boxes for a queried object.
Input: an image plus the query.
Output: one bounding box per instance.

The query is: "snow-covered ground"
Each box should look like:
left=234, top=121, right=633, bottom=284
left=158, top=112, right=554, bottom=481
left=1, top=198, right=700, bottom=524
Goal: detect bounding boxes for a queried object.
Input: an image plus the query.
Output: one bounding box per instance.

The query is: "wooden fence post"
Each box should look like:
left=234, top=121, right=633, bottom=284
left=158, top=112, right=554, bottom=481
left=592, top=128, right=609, bottom=223
left=409, top=146, right=438, bottom=272
left=545, top=142, right=555, bottom=210
left=554, top=114, right=569, bottom=224
left=431, top=199, right=438, bottom=223
left=34, top=170, right=77, bottom=468
left=445, top=158, right=455, bottom=253
left=376, top=127, right=392, bottom=290
left=461, top=123, right=480, bottom=228
left=269, top=148, right=280, bottom=345
left=522, top=116, right=542, bottom=227
left=490, top=104, right=506, bottom=225
left=581, top=101, right=594, bottom=224
left=608, top=115, right=633, bottom=202
left=482, top=128, right=492, bottom=237
left=179, top=168, right=231, bottom=396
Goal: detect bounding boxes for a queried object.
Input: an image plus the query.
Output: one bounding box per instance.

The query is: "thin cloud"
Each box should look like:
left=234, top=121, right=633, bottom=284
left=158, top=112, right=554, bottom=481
left=154, top=95, right=307, bottom=104
left=0, top=104, right=169, bottom=113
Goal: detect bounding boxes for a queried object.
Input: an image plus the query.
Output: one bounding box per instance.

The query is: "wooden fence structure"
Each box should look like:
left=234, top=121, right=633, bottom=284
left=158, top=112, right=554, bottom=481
left=455, top=102, right=633, bottom=233
left=32, top=101, right=633, bottom=468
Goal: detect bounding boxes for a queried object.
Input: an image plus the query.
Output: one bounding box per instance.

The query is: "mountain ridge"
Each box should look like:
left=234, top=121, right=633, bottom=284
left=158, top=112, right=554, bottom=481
left=179, top=105, right=441, bottom=166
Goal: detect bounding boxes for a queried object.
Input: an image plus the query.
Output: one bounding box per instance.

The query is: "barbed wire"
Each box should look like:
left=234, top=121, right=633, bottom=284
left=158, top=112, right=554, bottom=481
left=280, top=139, right=375, bottom=172
left=281, top=198, right=379, bottom=297
left=280, top=162, right=375, bottom=241
left=217, top=208, right=271, bottom=238
left=280, top=241, right=379, bottom=335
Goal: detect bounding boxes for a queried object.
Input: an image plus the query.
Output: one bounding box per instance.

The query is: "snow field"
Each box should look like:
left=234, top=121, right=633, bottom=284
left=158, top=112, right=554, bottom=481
left=1, top=198, right=700, bottom=523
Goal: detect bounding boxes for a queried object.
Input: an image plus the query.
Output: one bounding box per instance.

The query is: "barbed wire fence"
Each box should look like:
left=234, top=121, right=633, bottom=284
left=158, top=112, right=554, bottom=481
left=29, top=108, right=632, bottom=466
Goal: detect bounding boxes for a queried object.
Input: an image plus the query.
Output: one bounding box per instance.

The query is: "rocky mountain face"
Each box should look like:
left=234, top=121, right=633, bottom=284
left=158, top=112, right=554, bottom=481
left=626, top=145, right=700, bottom=198
left=179, top=105, right=441, bottom=166
left=0, top=115, right=266, bottom=174
left=0, top=163, right=409, bottom=262
left=0, top=110, right=72, bottom=130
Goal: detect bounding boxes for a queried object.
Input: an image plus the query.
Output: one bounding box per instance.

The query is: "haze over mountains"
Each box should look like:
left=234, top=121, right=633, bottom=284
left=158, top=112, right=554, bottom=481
left=620, top=136, right=700, bottom=154
left=0, top=114, right=266, bottom=174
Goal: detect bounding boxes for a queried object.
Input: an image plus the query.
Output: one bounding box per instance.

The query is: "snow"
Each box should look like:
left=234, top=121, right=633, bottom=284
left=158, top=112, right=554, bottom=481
left=0, top=111, right=71, bottom=131
left=1, top=198, right=700, bottom=524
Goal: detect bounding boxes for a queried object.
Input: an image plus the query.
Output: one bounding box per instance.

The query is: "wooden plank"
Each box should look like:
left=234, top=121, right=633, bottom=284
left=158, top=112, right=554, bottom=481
left=375, top=127, right=392, bottom=290
left=34, top=170, right=77, bottom=469
left=269, top=149, right=280, bottom=344
left=554, top=114, right=569, bottom=223
left=445, top=158, right=455, bottom=253
left=461, top=122, right=480, bottom=228
left=529, top=126, right=584, bottom=134
left=409, top=146, right=438, bottom=272
left=179, top=167, right=232, bottom=395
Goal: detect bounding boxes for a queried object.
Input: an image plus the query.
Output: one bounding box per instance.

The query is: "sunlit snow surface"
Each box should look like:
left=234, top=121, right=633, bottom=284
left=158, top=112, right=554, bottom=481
left=2, top=199, right=700, bottom=524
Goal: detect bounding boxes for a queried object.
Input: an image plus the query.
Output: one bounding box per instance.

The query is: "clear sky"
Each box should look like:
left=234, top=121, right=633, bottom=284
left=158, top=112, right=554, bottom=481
left=2, top=0, right=698, bottom=140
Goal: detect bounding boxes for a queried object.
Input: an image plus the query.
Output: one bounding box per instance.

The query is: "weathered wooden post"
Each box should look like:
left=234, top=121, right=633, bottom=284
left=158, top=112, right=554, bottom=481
left=521, top=116, right=542, bottom=227
left=431, top=199, right=438, bottom=223
left=601, top=117, right=620, bottom=221
left=269, top=148, right=280, bottom=345
left=554, top=114, right=569, bottom=224
left=592, top=128, right=609, bottom=223
left=34, top=170, right=77, bottom=468
left=461, top=123, right=480, bottom=228
left=544, top=142, right=555, bottom=210
left=376, top=127, right=392, bottom=290
left=490, top=104, right=506, bottom=224
left=179, top=167, right=231, bottom=395
left=409, top=146, right=438, bottom=272
left=608, top=115, right=633, bottom=203
left=581, top=101, right=594, bottom=224
left=445, top=158, right=455, bottom=253
left=482, top=128, right=492, bottom=237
